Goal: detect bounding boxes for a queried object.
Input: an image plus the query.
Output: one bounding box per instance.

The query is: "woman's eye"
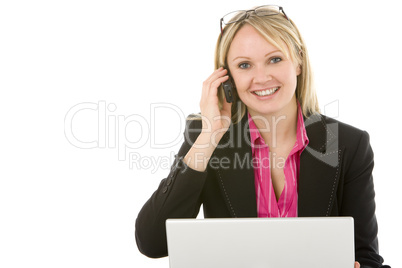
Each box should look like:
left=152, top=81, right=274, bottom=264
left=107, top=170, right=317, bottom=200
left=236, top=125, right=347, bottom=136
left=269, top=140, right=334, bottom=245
left=270, top=57, right=282, bottom=63
left=239, top=63, right=250, bottom=69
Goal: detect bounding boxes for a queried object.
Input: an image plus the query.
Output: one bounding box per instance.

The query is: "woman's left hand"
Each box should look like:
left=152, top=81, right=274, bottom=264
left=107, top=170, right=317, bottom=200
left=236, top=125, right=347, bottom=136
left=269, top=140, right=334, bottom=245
left=355, top=261, right=360, bottom=268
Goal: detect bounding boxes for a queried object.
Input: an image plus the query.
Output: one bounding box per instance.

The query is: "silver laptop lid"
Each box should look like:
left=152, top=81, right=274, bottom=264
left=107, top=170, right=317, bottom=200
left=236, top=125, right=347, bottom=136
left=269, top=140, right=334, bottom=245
left=166, top=217, right=354, bottom=268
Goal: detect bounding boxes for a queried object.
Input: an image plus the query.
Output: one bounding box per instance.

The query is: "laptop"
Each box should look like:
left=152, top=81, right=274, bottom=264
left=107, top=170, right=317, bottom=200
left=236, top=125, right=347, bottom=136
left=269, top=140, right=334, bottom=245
left=166, top=217, right=354, bottom=268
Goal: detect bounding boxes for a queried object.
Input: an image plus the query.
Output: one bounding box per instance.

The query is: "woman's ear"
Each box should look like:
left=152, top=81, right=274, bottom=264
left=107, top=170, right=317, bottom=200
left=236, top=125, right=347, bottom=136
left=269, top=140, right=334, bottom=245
left=296, top=49, right=303, bottom=76
left=296, top=65, right=301, bottom=76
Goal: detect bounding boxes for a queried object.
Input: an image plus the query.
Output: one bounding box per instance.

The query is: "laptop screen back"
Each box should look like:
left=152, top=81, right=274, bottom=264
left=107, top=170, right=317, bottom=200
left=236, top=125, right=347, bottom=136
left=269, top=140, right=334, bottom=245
left=166, top=217, right=354, bottom=268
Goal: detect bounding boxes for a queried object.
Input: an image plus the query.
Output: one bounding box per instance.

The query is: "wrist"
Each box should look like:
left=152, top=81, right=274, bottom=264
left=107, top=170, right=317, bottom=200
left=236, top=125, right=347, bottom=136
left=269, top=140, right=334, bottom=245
left=183, top=131, right=225, bottom=172
left=199, top=129, right=226, bottom=148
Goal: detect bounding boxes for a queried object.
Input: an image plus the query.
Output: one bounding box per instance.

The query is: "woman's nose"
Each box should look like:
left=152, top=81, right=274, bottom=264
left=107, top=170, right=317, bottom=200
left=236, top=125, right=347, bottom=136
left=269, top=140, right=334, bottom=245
left=253, top=66, right=272, bottom=84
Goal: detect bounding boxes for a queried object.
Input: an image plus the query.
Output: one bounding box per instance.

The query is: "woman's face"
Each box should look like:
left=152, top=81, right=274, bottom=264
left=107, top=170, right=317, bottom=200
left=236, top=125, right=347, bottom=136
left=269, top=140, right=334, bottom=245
left=227, top=24, right=301, bottom=117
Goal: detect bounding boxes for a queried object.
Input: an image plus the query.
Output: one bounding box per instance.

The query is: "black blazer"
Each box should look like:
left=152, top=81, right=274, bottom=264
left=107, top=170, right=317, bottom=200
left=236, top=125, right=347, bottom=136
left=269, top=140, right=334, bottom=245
left=135, top=113, right=389, bottom=268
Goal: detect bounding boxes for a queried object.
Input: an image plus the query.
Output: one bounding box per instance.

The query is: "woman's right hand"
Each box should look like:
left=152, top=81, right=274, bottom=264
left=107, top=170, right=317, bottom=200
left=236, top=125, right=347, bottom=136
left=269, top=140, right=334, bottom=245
left=199, top=67, right=232, bottom=142
left=183, top=68, right=233, bottom=172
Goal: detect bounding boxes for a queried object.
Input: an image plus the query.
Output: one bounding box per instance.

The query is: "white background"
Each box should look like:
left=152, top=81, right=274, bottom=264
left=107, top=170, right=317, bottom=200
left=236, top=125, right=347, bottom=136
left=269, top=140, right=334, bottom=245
left=0, top=0, right=400, bottom=267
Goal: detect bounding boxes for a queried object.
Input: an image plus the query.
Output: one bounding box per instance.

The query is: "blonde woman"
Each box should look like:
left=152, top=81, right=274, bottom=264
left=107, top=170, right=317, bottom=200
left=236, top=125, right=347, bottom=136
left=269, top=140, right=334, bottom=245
left=136, top=5, right=389, bottom=268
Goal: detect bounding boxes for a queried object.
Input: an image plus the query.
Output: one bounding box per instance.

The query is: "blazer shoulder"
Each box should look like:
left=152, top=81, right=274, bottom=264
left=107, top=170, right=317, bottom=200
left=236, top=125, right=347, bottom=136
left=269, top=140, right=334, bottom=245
left=304, top=113, right=371, bottom=154
left=321, top=115, right=371, bottom=143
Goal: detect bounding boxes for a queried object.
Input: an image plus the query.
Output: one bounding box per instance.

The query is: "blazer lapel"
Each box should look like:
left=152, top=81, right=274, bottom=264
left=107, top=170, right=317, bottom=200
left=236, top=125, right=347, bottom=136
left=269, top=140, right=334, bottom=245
left=211, top=112, right=343, bottom=218
left=298, top=114, right=343, bottom=217
left=212, top=113, right=257, bottom=217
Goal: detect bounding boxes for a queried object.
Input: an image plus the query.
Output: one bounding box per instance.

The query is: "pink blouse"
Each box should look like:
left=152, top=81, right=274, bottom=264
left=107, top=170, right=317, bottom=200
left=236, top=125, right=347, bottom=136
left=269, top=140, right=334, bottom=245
left=248, top=105, right=309, bottom=217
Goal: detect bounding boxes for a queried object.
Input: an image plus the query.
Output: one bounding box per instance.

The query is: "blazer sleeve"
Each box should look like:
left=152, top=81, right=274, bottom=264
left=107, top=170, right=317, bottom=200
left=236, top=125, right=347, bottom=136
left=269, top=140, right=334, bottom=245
left=135, top=118, right=207, bottom=258
left=340, top=130, right=390, bottom=268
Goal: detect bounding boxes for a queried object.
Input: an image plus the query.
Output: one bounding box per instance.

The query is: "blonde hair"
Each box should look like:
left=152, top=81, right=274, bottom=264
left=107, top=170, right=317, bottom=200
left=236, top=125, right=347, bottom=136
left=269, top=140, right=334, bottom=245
left=215, top=7, right=320, bottom=124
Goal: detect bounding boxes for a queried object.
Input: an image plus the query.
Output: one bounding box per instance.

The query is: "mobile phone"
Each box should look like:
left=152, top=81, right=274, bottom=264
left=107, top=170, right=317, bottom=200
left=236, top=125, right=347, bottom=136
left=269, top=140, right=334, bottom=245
left=222, top=80, right=234, bottom=103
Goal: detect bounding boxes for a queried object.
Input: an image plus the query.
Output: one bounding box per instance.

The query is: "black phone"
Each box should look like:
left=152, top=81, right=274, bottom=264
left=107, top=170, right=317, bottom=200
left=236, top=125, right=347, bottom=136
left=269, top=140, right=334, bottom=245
left=222, top=80, right=234, bottom=103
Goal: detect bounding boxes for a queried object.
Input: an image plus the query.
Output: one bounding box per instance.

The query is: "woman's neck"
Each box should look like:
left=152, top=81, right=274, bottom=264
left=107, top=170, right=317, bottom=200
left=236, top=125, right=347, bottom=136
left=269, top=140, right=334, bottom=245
left=249, top=97, right=298, bottom=149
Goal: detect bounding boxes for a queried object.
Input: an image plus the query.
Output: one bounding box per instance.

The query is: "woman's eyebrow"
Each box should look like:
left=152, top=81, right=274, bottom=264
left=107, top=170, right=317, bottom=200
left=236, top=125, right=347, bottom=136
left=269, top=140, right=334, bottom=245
left=264, top=50, right=282, bottom=57
left=231, top=50, right=282, bottom=62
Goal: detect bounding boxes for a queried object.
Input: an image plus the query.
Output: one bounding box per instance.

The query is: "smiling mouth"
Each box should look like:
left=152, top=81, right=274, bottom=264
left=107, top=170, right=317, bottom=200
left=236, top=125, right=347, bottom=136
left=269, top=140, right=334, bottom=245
left=252, top=87, right=280, bottom=97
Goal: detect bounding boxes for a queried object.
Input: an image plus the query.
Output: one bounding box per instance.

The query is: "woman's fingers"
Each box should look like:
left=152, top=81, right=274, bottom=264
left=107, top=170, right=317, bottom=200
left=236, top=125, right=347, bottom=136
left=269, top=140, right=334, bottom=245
left=200, top=68, right=232, bottom=134
left=205, top=67, right=227, bottom=84
left=202, top=68, right=228, bottom=99
left=200, top=68, right=229, bottom=108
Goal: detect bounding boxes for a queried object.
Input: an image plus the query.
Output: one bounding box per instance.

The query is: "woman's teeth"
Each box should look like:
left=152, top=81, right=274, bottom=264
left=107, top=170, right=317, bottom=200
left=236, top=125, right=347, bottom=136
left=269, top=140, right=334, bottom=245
left=253, top=87, right=279, bottom=96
